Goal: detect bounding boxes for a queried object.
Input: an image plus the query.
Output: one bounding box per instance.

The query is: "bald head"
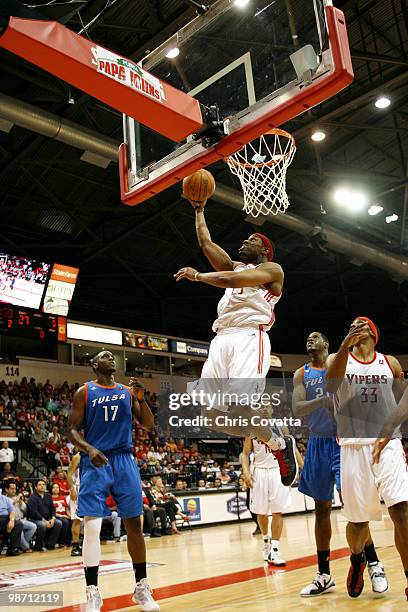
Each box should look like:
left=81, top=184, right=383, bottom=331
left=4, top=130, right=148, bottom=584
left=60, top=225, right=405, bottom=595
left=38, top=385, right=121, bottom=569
left=90, top=351, right=116, bottom=374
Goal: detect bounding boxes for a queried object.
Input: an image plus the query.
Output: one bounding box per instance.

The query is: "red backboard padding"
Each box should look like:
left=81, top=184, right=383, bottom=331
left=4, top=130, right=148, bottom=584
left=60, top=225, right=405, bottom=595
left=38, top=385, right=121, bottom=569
left=0, top=17, right=203, bottom=143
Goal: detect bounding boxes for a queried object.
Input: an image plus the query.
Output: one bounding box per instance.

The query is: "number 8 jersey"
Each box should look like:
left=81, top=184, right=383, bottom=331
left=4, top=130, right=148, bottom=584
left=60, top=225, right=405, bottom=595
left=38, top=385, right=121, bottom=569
left=84, top=381, right=133, bottom=453
left=334, top=351, right=400, bottom=445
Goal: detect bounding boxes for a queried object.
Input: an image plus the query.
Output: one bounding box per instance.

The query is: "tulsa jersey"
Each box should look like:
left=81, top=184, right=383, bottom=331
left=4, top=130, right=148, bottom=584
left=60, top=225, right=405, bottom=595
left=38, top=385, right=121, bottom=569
left=213, top=263, right=281, bottom=333
left=84, top=381, right=133, bottom=453
left=335, top=351, right=399, bottom=445
left=303, top=364, right=336, bottom=437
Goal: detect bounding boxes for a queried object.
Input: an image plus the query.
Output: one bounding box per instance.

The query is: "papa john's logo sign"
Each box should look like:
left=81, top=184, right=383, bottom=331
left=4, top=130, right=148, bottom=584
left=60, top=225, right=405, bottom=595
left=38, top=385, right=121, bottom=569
left=91, top=46, right=166, bottom=103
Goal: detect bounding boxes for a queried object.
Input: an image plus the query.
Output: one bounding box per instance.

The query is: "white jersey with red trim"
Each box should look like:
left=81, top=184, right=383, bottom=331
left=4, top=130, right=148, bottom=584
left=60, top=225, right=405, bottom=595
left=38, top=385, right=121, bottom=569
left=252, top=438, right=279, bottom=468
left=335, top=351, right=400, bottom=445
left=212, top=264, right=281, bottom=333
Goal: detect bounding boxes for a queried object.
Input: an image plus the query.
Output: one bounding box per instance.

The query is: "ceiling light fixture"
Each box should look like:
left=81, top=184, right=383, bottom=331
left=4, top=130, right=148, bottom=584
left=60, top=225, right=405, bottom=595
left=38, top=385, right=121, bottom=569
left=375, top=96, right=391, bottom=109
left=165, top=47, right=180, bottom=59
left=234, top=0, right=251, bottom=7
left=333, top=187, right=368, bottom=211
left=385, top=214, right=398, bottom=223
left=311, top=130, right=326, bottom=142
left=368, top=205, right=383, bottom=216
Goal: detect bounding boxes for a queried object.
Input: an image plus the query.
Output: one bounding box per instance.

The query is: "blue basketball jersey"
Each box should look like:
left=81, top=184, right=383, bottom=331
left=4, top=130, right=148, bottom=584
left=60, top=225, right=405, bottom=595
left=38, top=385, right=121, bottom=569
left=303, top=364, right=336, bottom=436
left=84, top=381, right=133, bottom=453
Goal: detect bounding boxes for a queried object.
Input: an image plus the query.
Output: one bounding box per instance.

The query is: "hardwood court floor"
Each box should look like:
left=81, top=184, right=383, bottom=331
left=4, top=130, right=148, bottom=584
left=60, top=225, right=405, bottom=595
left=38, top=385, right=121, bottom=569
left=2, top=508, right=406, bottom=611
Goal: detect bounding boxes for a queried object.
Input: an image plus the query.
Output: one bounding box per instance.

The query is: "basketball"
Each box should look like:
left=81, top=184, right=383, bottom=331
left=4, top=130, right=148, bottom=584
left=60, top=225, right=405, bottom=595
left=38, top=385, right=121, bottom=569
left=182, top=169, right=216, bottom=205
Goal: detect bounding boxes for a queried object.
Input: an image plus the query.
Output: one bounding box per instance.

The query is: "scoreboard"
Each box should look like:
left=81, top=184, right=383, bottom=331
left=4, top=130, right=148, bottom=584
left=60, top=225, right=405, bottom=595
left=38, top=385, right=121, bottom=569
left=0, top=305, right=66, bottom=341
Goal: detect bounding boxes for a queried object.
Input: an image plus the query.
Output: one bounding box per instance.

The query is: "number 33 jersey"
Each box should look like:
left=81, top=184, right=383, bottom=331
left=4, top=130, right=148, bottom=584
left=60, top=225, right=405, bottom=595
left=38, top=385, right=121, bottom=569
left=84, top=381, right=133, bottom=453
left=334, top=352, right=400, bottom=445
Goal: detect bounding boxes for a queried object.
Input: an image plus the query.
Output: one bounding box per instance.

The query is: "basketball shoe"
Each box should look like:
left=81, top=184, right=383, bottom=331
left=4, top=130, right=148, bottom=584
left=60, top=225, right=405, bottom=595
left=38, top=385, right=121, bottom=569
left=86, top=585, right=102, bottom=612
left=300, top=573, right=335, bottom=597
left=347, top=553, right=367, bottom=598
left=268, top=541, right=286, bottom=566
left=132, top=578, right=160, bottom=611
left=279, top=436, right=298, bottom=486
left=367, top=562, right=388, bottom=594
left=71, top=542, right=81, bottom=557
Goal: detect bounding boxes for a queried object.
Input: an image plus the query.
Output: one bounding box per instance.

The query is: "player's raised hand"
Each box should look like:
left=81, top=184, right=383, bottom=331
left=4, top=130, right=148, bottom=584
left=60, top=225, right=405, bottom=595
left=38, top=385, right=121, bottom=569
left=372, top=437, right=390, bottom=464
left=129, top=377, right=146, bottom=401
left=129, top=376, right=143, bottom=387
left=181, top=192, right=207, bottom=209
left=89, top=446, right=108, bottom=467
left=174, top=267, right=198, bottom=282
left=342, top=321, right=370, bottom=348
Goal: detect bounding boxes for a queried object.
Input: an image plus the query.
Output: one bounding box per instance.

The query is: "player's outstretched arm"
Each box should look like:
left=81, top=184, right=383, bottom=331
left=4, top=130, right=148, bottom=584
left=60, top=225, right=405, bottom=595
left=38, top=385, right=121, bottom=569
left=68, top=386, right=108, bottom=467
left=387, top=354, right=406, bottom=402
left=195, top=208, right=236, bottom=271
left=372, top=364, right=406, bottom=462
left=292, top=368, right=332, bottom=417
left=174, top=261, right=283, bottom=293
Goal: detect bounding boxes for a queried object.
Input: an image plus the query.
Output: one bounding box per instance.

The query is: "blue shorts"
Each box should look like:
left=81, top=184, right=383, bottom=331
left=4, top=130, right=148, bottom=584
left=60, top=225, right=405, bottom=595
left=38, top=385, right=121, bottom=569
left=77, top=452, right=143, bottom=518
left=298, top=437, right=340, bottom=502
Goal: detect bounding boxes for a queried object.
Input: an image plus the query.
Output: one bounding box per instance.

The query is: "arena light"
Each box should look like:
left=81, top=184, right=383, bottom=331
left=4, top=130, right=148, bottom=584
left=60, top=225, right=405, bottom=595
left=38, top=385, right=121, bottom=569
left=165, top=47, right=180, bottom=59
left=375, top=96, right=391, bottom=109
left=333, top=187, right=367, bottom=211
left=234, top=0, right=251, bottom=7
left=311, top=130, right=326, bottom=142
left=368, top=205, right=383, bottom=216
left=385, top=214, right=398, bottom=223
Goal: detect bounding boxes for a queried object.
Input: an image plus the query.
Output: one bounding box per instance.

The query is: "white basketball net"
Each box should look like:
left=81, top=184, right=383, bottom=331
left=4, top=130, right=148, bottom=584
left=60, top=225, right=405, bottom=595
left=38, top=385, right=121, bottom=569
left=226, top=128, right=296, bottom=218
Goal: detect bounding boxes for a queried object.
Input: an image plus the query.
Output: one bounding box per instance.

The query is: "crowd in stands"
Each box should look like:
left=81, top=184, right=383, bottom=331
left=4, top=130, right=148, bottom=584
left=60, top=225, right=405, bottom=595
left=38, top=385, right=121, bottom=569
left=1, top=376, right=408, bottom=557
left=0, top=377, right=244, bottom=556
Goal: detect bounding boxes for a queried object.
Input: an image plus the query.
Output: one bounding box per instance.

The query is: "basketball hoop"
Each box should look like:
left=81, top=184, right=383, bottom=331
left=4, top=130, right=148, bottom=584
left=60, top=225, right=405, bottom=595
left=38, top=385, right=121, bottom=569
left=226, top=128, right=296, bottom=218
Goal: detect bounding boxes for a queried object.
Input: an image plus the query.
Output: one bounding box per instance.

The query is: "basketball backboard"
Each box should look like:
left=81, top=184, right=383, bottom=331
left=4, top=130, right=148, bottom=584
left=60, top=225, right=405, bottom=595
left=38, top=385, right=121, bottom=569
left=120, top=0, right=353, bottom=206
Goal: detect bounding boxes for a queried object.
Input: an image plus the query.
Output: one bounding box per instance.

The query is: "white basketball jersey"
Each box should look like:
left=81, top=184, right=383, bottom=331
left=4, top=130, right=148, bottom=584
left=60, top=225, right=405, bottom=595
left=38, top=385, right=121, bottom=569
left=212, top=264, right=281, bottom=333
left=252, top=439, right=279, bottom=468
left=335, top=351, right=399, bottom=445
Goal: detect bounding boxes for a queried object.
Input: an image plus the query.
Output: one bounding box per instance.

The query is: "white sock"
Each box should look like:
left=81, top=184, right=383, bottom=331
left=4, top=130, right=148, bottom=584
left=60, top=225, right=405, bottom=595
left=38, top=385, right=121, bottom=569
left=83, top=517, right=102, bottom=567
left=271, top=539, right=279, bottom=551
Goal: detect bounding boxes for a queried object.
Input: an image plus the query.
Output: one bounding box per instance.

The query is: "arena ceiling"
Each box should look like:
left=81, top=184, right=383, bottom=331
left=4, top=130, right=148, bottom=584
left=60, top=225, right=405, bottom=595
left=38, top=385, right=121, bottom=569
left=0, top=0, right=408, bottom=355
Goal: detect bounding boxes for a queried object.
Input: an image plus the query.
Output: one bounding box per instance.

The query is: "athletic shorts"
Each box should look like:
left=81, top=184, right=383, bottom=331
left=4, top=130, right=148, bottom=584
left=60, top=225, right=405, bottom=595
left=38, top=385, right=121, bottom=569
left=298, top=437, right=340, bottom=501
left=77, top=452, right=142, bottom=519
left=193, top=329, right=270, bottom=411
left=341, top=439, right=408, bottom=522
left=250, top=466, right=291, bottom=515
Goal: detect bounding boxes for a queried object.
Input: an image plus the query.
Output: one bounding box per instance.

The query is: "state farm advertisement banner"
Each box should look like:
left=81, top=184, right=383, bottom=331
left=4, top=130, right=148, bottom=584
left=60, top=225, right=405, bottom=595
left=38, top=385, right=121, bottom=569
left=43, top=264, right=79, bottom=317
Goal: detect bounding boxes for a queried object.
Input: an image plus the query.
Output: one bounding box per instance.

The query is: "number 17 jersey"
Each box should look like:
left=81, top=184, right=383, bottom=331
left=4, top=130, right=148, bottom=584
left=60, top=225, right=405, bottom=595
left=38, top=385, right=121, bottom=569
left=84, top=381, right=133, bottom=453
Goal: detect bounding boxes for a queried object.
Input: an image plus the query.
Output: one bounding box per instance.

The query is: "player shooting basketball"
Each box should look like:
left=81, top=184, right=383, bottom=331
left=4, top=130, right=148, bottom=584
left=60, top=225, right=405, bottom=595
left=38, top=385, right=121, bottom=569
left=174, top=181, right=291, bottom=458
